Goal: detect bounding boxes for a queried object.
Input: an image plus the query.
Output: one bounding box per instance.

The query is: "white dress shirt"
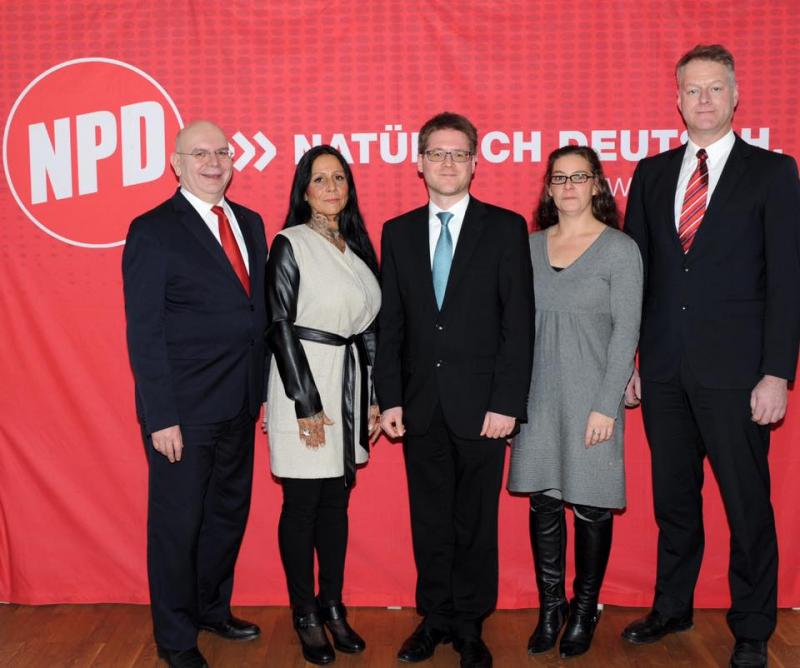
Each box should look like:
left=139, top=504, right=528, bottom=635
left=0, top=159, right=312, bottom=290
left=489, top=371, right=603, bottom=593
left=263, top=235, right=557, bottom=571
left=428, top=194, right=470, bottom=266
left=673, top=130, right=735, bottom=229
left=180, top=187, right=250, bottom=272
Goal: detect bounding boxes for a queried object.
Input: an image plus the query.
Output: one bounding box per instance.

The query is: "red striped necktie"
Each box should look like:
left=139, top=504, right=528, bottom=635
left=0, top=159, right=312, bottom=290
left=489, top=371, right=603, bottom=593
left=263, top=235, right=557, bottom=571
left=678, top=148, right=709, bottom=253
left=212, top=205, right=250, bottom=296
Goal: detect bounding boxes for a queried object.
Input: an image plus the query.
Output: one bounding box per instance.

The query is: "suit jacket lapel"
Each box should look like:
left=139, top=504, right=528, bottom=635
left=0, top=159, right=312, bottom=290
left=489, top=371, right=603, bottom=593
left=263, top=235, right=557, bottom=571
left=440, top=197, right=486, bottom=312
left=173, top=190, right=249, bottom=296
left=689, top=135, right=748, bottom=257
left=662, top=146, right=686, bottom=256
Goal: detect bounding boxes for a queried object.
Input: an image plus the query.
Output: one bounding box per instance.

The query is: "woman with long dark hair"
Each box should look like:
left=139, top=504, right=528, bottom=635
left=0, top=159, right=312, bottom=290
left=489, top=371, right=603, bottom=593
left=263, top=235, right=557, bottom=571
left=508, top=145, right=642, bottom=658
left=264, top=145, right=380, bottom=665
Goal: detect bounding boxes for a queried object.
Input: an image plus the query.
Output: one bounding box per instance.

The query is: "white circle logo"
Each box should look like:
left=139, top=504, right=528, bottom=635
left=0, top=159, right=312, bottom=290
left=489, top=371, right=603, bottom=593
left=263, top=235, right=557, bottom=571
left=3, top=58, right=183, bottom=248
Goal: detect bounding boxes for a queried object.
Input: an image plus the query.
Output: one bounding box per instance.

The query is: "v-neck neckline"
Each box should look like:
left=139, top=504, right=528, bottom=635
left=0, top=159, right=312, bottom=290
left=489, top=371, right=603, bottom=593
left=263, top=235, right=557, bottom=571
left=305, top=223, right=348, bottom=256
left=543, top=226, right=608, bottom=276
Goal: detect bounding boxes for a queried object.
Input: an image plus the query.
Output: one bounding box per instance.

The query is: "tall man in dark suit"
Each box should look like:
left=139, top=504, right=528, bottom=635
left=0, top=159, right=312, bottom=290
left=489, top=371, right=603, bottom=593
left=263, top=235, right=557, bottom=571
left=621, top=46, right=800, bottom=668
left=375, top=112, right=534, bottom=668
left=123, top=121, right=268, bottom=668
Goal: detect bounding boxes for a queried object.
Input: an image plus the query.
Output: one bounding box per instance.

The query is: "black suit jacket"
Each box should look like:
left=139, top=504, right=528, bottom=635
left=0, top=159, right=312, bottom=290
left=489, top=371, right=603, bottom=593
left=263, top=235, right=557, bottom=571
left=625, top=135, right=800, bottom=388
left=374, top=197, right=534, bottom=439
left=123, top=189, right=268, bottom=434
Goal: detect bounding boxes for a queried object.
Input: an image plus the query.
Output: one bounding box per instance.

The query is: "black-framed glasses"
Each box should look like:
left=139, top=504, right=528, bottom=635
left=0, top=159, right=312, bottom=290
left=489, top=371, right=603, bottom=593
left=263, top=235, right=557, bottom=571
left=549, top=172, right=594, bottom=185
left=424, top=149, right=473, bottom=163
left=176, top=148, right=234, bottom=162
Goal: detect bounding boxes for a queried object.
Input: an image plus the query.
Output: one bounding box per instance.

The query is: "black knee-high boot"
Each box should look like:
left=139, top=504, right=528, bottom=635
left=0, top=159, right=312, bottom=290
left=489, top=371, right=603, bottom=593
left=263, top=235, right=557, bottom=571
left=527, top=496, right=568, bottom=654
left=559, top=513, right=613, bottom=658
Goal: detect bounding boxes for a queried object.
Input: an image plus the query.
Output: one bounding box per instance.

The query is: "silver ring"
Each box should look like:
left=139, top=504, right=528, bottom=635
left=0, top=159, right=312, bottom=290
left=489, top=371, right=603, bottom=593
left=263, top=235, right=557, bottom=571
left=302, top=429, right=310, bottom=437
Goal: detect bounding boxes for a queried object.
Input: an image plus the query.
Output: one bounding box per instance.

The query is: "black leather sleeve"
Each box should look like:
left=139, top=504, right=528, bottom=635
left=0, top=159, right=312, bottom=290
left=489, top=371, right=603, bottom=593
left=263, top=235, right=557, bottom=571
left=266, top=234, right=323, bottom=418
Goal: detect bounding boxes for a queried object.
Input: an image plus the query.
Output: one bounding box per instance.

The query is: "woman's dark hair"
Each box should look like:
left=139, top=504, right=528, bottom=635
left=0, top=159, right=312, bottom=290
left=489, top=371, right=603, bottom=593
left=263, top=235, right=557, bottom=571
left=284, top=145, right=379, bottom=277
left=534, top=145, right=619, bottom=230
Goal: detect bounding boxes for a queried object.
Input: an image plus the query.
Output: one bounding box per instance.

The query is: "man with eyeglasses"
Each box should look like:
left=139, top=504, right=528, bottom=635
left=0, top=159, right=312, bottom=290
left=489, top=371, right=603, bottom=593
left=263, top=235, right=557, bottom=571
left=123, top=120, right=268, bottom=668
left=375, top=112, right=534, bottom=668
left=622, top=45, right=800, bottom=668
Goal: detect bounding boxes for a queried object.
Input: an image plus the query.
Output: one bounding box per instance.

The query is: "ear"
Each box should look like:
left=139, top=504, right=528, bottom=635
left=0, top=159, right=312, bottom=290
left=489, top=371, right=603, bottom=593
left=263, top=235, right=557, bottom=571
left=169, top=153, right=181, bottom=176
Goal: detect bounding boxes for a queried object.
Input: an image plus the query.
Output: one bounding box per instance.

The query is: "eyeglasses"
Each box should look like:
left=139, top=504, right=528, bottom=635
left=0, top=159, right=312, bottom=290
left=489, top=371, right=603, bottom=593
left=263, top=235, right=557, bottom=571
left=549, top=172, right=594, bottom=185
left=424, top=149, right=473, bottom=163
left=176, top=148, right=234, bottom=162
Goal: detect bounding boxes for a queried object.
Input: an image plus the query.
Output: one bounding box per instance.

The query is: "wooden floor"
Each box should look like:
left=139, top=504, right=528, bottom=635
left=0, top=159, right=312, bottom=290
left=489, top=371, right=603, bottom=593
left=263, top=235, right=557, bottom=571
left=1, top=604, right=798, bottom=667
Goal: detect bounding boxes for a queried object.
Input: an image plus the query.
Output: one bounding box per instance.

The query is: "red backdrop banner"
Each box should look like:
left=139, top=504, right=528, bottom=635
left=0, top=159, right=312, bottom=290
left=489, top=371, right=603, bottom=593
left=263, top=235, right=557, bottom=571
left=1, top=1, right=798, bottom=609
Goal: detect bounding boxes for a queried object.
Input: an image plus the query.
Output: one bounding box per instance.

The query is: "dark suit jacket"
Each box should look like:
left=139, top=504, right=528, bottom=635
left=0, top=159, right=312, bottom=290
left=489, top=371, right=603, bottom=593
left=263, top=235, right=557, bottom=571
left=123, top=188, right=268, bottom=434
left=625, top=135, right=800, bottom=388
left=374, top=197, right=534, bottom=439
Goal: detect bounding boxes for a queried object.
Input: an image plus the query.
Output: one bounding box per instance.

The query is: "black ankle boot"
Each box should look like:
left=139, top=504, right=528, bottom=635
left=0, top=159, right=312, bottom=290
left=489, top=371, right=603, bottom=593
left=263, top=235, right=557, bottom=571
left=559, top=514, right=613, bottom=658
left=527, top=501, right=568, bottom=654
left=318, top=600, right=366, bottom=653
left=293, top=609, right=335, bottom=665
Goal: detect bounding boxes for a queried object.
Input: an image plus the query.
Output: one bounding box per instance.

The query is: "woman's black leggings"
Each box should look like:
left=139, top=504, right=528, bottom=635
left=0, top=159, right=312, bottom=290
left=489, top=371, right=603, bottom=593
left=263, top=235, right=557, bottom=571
left=278, top=476, right=351, bottom=612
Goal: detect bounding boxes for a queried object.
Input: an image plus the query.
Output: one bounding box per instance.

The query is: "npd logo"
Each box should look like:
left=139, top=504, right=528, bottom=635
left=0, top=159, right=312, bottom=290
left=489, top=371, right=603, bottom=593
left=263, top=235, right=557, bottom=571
left=3, top=58, right=183, bottom=248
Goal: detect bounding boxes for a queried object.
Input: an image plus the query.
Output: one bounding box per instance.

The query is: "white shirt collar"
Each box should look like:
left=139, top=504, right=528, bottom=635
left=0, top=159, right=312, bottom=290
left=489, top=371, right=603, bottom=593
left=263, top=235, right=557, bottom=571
left=684, top=129, right=735, bottom=166
left=429, top=194, right=470, bottom=221
left=180, top=187, right=226, bottom=216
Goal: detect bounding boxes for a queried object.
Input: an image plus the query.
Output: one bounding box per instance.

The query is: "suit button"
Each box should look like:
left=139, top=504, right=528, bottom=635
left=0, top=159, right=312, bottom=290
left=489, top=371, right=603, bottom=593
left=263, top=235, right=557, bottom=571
left=250, top=304, right=255, bottom=311
left=684, top=267, right=689, bottom=273
left=681, top=305, right=687, bottom=311
left=436, top=324, right=444, bottom=331
left=435, top=360, right=443, bottom=368
left=250, top=339, right=255, bottom=346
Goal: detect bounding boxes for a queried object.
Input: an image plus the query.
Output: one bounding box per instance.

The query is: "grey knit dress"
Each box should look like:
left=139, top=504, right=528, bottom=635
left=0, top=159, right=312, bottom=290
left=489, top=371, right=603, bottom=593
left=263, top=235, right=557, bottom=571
left=508, top=227, right=643, bottom=509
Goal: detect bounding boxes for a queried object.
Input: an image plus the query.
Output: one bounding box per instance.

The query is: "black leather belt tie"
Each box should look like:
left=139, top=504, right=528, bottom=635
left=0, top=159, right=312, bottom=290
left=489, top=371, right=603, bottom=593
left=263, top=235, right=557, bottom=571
left=293, top=325, right=369, bottom=487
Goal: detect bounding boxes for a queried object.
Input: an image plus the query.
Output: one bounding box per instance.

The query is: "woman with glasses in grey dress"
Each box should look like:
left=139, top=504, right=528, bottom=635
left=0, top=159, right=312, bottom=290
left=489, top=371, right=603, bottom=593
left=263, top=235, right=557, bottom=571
left=509, top=145, right=643, bottom=659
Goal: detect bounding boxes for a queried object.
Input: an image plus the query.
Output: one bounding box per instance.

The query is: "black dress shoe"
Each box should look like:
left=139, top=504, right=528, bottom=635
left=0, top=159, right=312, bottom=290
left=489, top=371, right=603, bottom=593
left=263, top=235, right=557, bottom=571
left=622, top=609, right=693, bottom=644
left=454, top=637, right=493, bottom=668
left=729, top=639, right=767, bottom=667
left=199, top=616, right=260, bottom=641
left=397, top=623, right=451, bottom=662
left=156, top=646, right=209, bottom=668
left=318, top=600, right=366, bottom=653
left=293, top=610, right=335, bottom=665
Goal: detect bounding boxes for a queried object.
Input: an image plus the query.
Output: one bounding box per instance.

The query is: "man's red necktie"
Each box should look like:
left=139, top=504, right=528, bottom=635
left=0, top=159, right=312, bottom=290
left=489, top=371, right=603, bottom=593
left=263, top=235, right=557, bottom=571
left=678, top=148, right=709, bottom=253
left=211, top=205, right=250, bottom=296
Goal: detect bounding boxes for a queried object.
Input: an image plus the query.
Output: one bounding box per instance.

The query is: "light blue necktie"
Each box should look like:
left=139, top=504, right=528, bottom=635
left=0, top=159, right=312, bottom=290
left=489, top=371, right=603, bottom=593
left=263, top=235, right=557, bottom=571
left=432, top=211, right=454, bottom=309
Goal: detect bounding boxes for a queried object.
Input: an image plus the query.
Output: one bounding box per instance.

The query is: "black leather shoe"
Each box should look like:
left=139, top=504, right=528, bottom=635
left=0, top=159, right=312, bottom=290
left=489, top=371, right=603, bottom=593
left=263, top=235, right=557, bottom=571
left=293, top=610, right=335, bottom=665
left=319, top=600, right=365, bottom=653
left=729, top=639, right=767, bottom=667
left=199, top=616, right=260, bottom=641
left=454, top=637, right=493, bottom=668
left=156, top=646, right=209, bottom=668
left=622, top=609, right=693, bottom=644
left=397, top=623, right=451, bottom=662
